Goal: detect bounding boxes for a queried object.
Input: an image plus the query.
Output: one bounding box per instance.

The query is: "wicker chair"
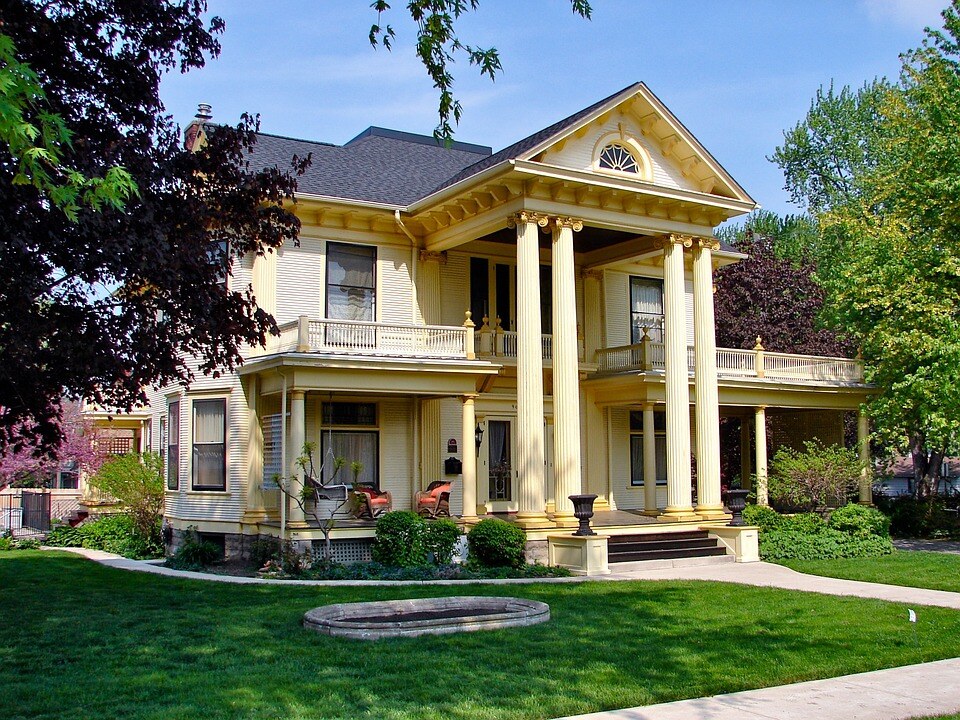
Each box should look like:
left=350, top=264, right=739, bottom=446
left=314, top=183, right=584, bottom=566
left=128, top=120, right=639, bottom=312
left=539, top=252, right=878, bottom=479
left=414, top=480, right=452, bottom=518
left=352, top=485, right=393, bottom=519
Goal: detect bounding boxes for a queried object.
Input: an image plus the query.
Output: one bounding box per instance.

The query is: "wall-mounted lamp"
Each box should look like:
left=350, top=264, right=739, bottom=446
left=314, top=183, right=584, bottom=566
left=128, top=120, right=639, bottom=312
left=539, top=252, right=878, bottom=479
left=475, top=422, right=484, bottom=455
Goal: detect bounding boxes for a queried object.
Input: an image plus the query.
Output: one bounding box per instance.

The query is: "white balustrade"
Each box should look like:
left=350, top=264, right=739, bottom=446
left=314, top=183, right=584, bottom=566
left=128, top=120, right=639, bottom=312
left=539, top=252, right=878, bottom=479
left=475, top=331, right=553, bottom=361
left=596, top=342, right=863, bottom=383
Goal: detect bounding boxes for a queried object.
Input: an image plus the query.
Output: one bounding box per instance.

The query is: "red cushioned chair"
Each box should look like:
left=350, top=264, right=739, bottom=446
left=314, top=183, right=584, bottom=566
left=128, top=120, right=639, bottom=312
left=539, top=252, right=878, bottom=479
left=415, top=481, right=452, bottom=518
left=352, top=485, right=393, bottom=519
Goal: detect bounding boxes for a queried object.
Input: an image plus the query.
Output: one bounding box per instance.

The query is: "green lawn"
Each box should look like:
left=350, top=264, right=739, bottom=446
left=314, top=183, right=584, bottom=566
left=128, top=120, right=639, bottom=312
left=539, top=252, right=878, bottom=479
left=4, top=551, right=960, bottom=720
left=782, top=550, right=960, bottom=594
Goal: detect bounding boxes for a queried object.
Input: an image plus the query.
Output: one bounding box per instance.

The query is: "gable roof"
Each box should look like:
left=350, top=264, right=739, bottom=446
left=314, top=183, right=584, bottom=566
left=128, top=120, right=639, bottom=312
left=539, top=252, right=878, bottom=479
left=244, top=127, right=491, bottom=207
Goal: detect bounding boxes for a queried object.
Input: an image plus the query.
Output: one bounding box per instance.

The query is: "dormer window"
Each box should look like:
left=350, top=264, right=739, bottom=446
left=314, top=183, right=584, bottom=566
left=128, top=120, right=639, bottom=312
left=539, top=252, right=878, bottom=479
left=598, top=142, right=640, bottom=174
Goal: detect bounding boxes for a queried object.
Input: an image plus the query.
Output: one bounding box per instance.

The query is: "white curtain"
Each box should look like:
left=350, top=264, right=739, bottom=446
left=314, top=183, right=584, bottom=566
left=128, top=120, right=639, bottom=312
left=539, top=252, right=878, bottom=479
left=327, top=244, right=375, bottom=321
left=322, top=431, right=377, bottom=487
left=631, top=277, right=664, bottom=343
left=630, top=434, right=668, bottom=485
left=193, top=400, right=225, bottom=488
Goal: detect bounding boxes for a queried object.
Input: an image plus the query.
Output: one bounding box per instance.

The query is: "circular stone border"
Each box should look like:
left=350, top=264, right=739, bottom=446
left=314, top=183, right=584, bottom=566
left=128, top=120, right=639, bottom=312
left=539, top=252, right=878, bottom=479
left=302, top=596, right=550, bottom=640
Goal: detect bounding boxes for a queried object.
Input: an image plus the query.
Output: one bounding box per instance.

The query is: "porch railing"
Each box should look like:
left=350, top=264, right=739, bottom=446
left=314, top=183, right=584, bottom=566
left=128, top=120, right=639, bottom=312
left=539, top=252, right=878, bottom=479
left=261, top=316, right=470, bottom=359
left=476, top=330, right=555, bottom=361
left=596, top=339, right=864, bottom=383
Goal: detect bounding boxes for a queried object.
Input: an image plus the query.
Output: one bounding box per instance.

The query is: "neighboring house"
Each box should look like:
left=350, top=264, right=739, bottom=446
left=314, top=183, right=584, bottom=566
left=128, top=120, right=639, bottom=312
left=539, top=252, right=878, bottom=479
left=93, top=83, right=871, bottom=560
left=875, top=457, right=960, bottom=497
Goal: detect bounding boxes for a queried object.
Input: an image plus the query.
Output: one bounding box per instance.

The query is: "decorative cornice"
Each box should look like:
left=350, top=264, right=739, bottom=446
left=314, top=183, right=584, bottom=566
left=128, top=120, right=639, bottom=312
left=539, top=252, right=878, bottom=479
left=507, top=211, right=550, bottom=229
left=552, top=216, right=584, bottom=232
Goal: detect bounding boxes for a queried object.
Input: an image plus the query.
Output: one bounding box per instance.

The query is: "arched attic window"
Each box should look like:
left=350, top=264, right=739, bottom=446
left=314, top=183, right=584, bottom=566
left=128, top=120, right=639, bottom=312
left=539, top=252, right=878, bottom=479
left=598, top=142, right=641, bottom=174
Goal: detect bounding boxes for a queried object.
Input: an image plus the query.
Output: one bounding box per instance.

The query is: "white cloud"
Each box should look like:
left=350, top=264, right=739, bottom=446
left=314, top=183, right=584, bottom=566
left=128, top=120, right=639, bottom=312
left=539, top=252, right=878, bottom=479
left=861, top=0, right=945, bottom=30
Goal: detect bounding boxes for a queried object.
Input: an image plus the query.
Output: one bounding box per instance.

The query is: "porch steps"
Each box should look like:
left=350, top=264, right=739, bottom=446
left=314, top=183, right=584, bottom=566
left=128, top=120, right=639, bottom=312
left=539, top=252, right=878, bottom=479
left=607, top=530, right=729, bottom=565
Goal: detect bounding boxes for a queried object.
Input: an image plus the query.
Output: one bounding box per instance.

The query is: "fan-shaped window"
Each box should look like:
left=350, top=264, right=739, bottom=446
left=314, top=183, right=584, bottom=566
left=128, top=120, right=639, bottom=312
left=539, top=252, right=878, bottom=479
left=598, top=142, right=640, bottom=174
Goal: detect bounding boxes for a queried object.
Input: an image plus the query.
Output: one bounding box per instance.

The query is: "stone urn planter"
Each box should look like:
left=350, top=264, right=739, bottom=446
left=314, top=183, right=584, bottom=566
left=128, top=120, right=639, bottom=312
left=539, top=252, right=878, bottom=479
left=725, top=488, right=750, bottom=527
left=569, top=494, right=598, bottom=536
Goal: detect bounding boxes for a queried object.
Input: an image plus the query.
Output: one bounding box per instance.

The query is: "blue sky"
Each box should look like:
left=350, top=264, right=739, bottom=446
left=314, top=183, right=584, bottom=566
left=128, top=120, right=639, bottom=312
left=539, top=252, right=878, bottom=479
left=161, top=0, right=946, bottom=219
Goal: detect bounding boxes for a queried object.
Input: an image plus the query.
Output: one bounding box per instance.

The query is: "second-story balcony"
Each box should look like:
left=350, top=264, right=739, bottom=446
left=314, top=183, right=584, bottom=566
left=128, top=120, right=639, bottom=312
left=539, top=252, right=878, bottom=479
left=595, top=340, right=864, bottom=384
left=260, top=317, right=470, bottom=359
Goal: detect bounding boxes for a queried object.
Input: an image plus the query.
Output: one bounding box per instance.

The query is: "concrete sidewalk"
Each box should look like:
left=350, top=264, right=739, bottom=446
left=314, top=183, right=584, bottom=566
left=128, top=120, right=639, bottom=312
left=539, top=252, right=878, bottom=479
left=553, top=658, right=960, bottom=720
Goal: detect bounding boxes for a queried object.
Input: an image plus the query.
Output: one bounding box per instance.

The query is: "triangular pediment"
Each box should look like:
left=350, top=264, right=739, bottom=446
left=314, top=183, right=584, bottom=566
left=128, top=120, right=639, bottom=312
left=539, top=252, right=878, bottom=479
left=519, top=83, right=752, bottom=203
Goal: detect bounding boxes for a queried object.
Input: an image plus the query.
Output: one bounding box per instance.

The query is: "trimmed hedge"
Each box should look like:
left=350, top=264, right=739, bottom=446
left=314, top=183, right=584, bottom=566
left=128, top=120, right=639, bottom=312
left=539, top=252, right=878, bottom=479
left=828, top=503, right=891, bottom=538
left=467, top=518, right=526, bottom=568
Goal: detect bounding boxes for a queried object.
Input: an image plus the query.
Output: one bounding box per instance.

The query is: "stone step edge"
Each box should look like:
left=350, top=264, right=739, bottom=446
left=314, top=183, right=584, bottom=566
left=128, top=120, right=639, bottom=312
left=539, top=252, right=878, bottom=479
left=607, top=554, right=736, bottom=573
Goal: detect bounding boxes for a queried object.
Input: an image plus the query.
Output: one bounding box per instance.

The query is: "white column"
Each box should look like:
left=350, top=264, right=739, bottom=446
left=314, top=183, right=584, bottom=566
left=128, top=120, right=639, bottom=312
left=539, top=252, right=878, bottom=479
left=692, top=238, right=726, bottom=520
left=288, top=390, right=307, bottom=525
left=642, top=402, right=659, bottom=515
left=242, top=375, right=266, bottom=522
left=858, top=410, right=872, bottom=505
left=755, top=405, right=768, bottom=506
left=740, top=417, right=752, bottom=490
left=551, top=217, right=584, bottom=527
left=660, top=236, right=698, bottom=522
left=461, top=395, right=478, bottom=520
left=512, top=212, right=549, bottom=526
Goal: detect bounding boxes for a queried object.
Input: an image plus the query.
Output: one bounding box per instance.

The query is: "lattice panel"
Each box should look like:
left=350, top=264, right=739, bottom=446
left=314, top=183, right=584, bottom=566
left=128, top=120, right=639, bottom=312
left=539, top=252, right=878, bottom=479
left=315, top=539, right=373, bottom=564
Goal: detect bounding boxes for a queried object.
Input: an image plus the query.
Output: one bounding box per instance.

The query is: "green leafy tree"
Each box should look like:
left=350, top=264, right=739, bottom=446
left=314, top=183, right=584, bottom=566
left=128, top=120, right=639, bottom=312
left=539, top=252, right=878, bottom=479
left=369, top=0, right=592, bottom=140
left=88, top=452, right=165, bottom=543
left=772, top=2, right=960, bottom=497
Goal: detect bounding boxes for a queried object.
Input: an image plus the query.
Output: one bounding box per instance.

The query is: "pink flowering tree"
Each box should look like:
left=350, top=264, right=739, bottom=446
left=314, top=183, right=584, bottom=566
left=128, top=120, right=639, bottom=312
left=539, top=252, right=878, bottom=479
left=0, top=402, right=105, bottom=488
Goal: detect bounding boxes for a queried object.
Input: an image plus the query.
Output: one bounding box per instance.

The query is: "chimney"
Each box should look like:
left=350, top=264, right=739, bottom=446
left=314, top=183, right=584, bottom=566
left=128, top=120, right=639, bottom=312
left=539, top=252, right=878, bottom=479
left=184, top=103, right=212, bottom=152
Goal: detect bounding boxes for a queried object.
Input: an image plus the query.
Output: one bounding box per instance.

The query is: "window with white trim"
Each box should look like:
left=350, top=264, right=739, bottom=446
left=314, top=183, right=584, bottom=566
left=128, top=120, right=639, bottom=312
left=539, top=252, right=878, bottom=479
left=326, top=243, right=376, bottom=322
left=629, top=411, right=667, bottom=487
left=166, top=402, right=179, bottom=490
left=630, top=276, right=664, bottom=343
left=598, top=142, right=640, bottom=174
left=319, top=402, right=378, bottom=489
left=192, top=398, right=226, bottom=491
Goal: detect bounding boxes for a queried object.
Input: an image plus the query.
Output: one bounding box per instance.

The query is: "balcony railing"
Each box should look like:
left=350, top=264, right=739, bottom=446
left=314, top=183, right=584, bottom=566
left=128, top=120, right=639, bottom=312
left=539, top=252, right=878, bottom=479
left=596, top=340, right=864, bottom=383
left=262, top=316, right=470, bottom=359
left=476, top=330, right=556, bottom=361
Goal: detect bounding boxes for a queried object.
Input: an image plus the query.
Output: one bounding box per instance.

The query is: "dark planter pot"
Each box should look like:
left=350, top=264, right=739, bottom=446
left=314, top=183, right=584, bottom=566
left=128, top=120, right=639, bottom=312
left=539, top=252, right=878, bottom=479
left=725, top=489, right=750, bottom=527
left=569, top=494, right=598, bottom=536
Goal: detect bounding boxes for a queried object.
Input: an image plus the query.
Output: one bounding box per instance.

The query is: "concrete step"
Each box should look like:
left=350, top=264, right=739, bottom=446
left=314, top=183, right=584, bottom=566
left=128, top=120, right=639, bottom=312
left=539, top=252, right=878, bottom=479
left=608, top=554, right=736, bottom=573
left=608, top=530, right=710, bottom=544
left=609, top=546, right=728, bottom=563
left=609, top=537, right=720, bottom=554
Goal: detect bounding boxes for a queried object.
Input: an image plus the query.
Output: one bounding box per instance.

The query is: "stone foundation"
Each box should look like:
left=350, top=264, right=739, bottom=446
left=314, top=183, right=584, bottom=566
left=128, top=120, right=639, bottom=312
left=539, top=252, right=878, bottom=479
left=524, top=539, right=548, bottom=565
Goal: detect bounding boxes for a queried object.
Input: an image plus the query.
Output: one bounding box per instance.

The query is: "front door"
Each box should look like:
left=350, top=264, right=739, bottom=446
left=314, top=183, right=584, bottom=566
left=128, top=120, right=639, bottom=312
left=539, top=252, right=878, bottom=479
left=484, top=418, right=517, bottom=513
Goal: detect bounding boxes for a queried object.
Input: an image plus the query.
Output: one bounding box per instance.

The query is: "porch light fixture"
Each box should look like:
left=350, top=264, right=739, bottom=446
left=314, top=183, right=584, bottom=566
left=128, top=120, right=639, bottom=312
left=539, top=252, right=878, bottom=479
left=475, top=422, right=484, bottom=455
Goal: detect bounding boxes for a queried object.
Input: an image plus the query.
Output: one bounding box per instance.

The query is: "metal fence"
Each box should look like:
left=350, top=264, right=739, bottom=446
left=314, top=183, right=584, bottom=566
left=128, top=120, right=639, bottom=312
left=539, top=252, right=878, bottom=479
left=0, top=490, right=53, bottom=538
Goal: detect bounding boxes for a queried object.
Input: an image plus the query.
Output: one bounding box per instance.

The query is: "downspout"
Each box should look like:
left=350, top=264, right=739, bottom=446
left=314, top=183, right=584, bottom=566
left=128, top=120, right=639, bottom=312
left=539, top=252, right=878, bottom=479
left=395, top=210, right=420, bottom=323
left=278, top=368, right=288, bottom=545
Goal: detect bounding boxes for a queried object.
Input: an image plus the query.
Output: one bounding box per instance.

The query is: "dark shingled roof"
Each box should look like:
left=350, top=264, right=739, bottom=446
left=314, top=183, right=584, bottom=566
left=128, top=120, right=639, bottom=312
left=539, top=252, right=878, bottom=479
left=425, top=83, right=644, bottom=198
left=244, top=127, right=492, bottom=206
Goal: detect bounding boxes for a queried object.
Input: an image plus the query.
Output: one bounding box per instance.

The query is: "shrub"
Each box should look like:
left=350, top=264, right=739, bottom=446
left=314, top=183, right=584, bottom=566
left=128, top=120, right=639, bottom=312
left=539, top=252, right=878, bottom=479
left=874, top=495, right=960, bottom=539
left=249, top=537, right=281, bottom=568
left=768, top=441, right=862, bottom=512
left=0, top=533, right=40, bottom=551
left=371, top=511, right=427, bottom=567
left=423, top=518, right=461, bottom=565
left=742, top=504, right=784, bottom=533
left=760, top=527, right=893, bottom=561
left=88, top=452, right=165, bottom=541
left=829, top=503, right=891, bottom=538
left=46, top=513, right=162, bottom=559
left=784, top=512, right=826, bottom=535
left=467, top=518, right=526, bottom=568
left=167, top=528, right=222, bottom=570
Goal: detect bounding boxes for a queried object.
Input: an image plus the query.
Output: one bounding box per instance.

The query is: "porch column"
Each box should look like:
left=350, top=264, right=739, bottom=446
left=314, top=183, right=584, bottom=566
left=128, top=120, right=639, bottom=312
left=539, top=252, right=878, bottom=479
left=692, top=238, right=726, bottom=520
left=511, top=211, right=549, bottom=526
left=754, top=405, right=768, bottom=506
left=858, top=410, right=872, bottom=505
left=740, top=418, right=752, bottom=490
left=551, top=216, right=584, bottom=527
left=642, top=402, right=659, bottom=515
left=242, top=375, right=267, bottom=522
left=461, top=395, right=478, bottom=521
left=660, top=235, right=698, bottom=522
left=287, top=390, right=307, bottom=525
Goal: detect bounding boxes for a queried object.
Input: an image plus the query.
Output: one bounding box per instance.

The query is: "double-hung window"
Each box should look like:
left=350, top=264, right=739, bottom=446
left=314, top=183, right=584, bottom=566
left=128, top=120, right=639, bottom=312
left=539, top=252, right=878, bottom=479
left=192, top=399, right=226, bottom=491
left=629, top=411, right=667, bottom=487
left=160, top=401, right=180, bottom=490
left=326, top=243, right=376, bottom=322
left=320, top=402, right=379, bottom=489
left=630, top=277, right=664, bottom=343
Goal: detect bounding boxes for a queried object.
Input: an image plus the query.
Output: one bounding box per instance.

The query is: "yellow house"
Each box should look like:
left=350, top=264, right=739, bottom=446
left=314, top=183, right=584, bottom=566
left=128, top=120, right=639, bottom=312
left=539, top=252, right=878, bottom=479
left=123, top=83, right=869, bottom=563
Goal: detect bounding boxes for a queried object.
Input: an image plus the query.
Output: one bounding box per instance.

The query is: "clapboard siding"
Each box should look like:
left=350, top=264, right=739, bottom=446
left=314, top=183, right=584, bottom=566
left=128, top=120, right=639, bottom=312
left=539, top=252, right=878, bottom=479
left=539, top=116, right=693, bottom=192
left=440, top=252, right=468, bottom=326
left=379, top=399, right=414, bottom=509
left=275, top=236, right=324, bottom=324
left=378, top=245, right=414, bottom=324
left=439, top=397, right=464, bottom=515
left=608, top=408, right=635, bottom=509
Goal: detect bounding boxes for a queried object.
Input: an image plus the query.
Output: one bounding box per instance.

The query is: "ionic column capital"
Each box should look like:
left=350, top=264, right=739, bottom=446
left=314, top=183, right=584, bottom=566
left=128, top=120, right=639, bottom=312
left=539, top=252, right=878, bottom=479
left=693, top=236, right=721, bottom=251
left=552, top=216, right=584, bottom=232
left=581, top=268, right=604, bottom=281
left=507, top=211, right=550, bottom=229
left=667, top=233, right=694, bottom=248
left=419, top=250, right=447, bottom=264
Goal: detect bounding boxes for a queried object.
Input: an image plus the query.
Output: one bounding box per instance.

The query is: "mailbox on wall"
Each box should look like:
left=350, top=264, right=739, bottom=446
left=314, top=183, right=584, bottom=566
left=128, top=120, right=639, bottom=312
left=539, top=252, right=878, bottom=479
left=444, top=457, right=463, bottom=475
